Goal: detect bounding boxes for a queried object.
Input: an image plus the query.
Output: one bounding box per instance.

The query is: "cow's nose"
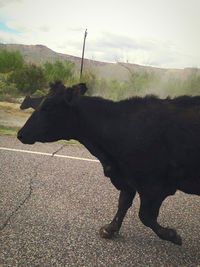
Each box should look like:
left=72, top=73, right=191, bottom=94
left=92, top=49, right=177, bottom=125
left=17, top=131, right=23, bottom=141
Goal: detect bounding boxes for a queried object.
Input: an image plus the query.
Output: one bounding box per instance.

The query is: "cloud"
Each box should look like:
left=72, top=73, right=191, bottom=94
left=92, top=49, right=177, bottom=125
left=62, top=32, right=156, bottom=61
left=66, top=27, right=85, bottom=33
left=38, top=26, right=51, bottom=32
left=0, top=0, right=22, bottom=8
left=90, top=32, right=155, bottom=52
left=79, top=32, right=171, bottom=65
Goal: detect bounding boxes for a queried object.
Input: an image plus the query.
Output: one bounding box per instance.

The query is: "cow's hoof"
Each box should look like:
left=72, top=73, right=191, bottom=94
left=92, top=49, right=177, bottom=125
left=158, top=228, right=182, bottom=246
left=99, top=224, right=118, bottom=239
left=168, top=229, right=182, bottom=246
left=172, top=234, right=182, bottom=246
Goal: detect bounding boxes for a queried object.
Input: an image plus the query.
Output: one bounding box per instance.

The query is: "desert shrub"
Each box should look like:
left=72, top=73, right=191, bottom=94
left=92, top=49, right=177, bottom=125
left=32, top=89, right=47, bottom=96
left=9, top=64, right=46, bottom=94
left=80, top=70, right=97, bottom=96
left=44, top=60, right=75, bottom=84
left=98, top=79, right=130, bottom=101
left=128, top=71, right=159, bottom=95
left=0, top=80, right=17, bottom=95
left=182, top=69, right=200, bottom=95
left=158, top=76, right=184, bottom=97
left=0, top=50, right=24, bottom=73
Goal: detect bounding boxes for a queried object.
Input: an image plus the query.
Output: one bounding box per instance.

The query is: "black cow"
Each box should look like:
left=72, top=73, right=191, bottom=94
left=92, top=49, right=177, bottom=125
left=20, top=95, right=44, bottom=110
left=17, top=81, right=200, bottom=245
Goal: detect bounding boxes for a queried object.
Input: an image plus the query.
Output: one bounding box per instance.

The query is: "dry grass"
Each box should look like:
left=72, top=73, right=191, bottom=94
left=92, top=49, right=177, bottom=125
left=0, top=101, right=32, bottom=129
left=0, top=125, right=19, bottom=136
left=0, top=101, right=32, bottom=116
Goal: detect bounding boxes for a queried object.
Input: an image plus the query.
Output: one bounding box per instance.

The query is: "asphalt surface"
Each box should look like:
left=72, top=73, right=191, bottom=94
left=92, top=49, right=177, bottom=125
left=0, top=136, right=200, bottom=267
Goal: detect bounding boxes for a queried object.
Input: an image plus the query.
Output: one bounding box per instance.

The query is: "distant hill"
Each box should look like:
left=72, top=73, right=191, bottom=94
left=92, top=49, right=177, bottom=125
left=0, top=43, right=199, bottom=81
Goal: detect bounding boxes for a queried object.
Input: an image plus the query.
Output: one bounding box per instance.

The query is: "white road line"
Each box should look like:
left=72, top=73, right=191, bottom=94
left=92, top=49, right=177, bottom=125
left=0, top=146, right=99, bottom=163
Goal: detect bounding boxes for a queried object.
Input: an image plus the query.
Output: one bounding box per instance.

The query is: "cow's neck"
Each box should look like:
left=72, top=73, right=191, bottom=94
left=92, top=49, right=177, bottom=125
left=74, top=96, right=117, bottom=162
left=76, top=96, right=115, bottom=142
left=74, top=96, right=129, bottom=190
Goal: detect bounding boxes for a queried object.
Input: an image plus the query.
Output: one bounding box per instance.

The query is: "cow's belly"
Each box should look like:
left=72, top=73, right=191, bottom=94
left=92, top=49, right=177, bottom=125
left=177, top=175, right=200, bottom=195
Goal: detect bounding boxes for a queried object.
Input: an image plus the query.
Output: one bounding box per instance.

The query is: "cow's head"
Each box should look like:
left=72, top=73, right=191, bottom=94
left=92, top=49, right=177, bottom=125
left=20, top=96, right=31, bottom=110
left=17, top=81, right=88, bottom=144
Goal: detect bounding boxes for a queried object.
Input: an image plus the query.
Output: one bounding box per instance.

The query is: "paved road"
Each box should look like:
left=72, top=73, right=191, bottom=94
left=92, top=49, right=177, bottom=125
left=0, top=136, right=200, bottom=266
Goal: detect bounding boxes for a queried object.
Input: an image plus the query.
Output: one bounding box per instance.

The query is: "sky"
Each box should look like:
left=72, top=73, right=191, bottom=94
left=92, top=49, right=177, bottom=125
left=0, top=0, right=200, bottom=68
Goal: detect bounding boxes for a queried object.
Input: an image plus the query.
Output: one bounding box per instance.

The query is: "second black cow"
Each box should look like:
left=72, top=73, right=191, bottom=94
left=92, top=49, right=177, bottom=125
left=17, top=81, right=200, bottom=245
left=20, top=95, right=44, bottom=110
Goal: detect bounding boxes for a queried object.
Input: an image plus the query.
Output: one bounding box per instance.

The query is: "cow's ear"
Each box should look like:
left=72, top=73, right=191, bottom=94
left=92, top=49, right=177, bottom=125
left=72, top=83, right=88, bottom=96
left=64, top=83, right=88, bottom=104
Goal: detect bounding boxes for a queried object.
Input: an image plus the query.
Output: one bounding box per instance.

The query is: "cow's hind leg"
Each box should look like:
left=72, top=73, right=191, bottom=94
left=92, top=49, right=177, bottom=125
left=100, top=190, right=136, bottom=238
left=139, top=193, right=182, bottom=245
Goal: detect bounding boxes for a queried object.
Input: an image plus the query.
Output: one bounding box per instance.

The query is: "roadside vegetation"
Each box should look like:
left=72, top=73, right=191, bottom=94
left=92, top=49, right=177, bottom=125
left=0, top=49, right=200, bottom=103
left=0, top=49, right=200, bottom=135
left=0, top=125, right=19, bottom=136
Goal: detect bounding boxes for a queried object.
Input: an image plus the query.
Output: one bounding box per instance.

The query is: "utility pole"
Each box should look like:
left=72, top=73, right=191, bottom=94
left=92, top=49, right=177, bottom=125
left=80, top=29, right=87, bottom=81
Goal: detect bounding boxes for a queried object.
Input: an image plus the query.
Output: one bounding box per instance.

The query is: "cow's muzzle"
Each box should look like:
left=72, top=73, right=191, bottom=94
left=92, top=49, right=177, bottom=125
left=17, top=130, right=35, bottom=144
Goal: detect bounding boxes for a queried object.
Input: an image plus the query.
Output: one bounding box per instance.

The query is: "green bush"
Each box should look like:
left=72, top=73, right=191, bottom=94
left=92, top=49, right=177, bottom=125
left=80, top=70, right=97, bottom=96
left=183, top=69, right=200, bottom=95
left=9, top=64, right=46, bottom=94
left=32, top=89, right=47, bottom=96
left=0, top=50, right=24, bottom=73
left=0, top=80, right=17, bottom=95
left=43, top=60, right=75, bottom=84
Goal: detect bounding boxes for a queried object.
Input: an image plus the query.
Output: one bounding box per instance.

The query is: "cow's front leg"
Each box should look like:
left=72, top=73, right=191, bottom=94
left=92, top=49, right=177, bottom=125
left=99, top=190, right=136, bottom=238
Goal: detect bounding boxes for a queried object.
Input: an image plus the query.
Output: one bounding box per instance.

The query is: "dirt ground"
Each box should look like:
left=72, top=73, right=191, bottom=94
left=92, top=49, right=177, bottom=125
left=0, top=102, right=32, bottom=128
